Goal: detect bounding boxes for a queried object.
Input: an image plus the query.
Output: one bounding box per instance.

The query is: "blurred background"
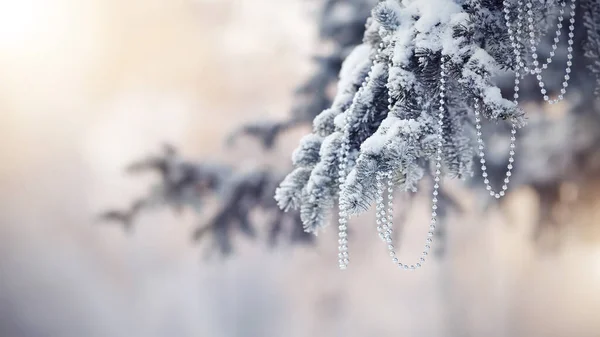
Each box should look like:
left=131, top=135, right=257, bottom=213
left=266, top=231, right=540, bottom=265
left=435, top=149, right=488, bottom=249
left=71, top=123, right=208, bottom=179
left=1, top=0, right=600, bottom=336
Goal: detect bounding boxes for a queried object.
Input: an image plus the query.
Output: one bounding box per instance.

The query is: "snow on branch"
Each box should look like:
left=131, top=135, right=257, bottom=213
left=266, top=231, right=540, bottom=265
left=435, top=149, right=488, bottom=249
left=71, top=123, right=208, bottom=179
left=276, top=0, right=600, bottom=234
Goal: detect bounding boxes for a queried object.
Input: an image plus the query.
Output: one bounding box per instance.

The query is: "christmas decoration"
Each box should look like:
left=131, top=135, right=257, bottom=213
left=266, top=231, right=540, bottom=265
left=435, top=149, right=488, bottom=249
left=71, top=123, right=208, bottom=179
left=275, top=0, right=600, bottom=270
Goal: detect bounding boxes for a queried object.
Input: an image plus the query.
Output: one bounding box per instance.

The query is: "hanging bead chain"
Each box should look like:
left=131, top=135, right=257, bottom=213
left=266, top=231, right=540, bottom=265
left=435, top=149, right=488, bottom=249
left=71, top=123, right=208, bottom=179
left=472, top=0, right=522, bottom=199
left=521, top=0, right=567, bottom=74
left=476, top=0, right=518, bottom=198
left=473, top=97, right=516, bottom=198
left=337, top=113, right=351, bottom=270
left=371, top=56, right=446, bottom=271
left=337, top=46, right=387, bottom=270
left=375, top=171, right=398, bottom=263
left=337, top=0, right=387, bottom=270
left=337, top=82, right=359, bottom=270
left=339, top=1, right=578, bottom=270
left=505, top=0, right=577, bottom=104
left=526, top=0, right=577, bottom=104
left=480, top=0, right=576, bottom=199
left=336, top=73, right=365, bottom=270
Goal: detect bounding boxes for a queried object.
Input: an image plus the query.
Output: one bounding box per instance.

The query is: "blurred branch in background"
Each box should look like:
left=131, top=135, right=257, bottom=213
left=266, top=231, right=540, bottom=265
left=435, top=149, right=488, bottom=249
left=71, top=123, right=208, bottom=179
left=99, top=144, right=311, bottom=256
left=227, top=119, right=302, bottom=149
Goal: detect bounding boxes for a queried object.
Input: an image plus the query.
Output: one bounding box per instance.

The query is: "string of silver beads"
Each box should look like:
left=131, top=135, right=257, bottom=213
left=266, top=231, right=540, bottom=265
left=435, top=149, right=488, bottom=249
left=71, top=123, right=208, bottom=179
left=337, top=46, right=387, bottom=270
left=526, top=0, right=577, bottom=104
left=505, top=0, right=577, bottom=104
left=521, top=0, right=567, bottom=74
left=474, top=0, right=522, bottom=199
left=339, top=0, right=579, bottom=270
left=337, top=82, right=360, bottom=270
left=473, top=97, right=517, bottom=198
left=371, top=56, right=447, bottom=271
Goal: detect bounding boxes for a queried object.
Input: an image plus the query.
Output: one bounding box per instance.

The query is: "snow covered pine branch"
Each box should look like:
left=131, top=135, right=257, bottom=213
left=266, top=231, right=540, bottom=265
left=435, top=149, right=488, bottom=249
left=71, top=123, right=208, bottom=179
left=275, top=0, right=600, bottom=268
left=277, top=0, right=525, bottom=230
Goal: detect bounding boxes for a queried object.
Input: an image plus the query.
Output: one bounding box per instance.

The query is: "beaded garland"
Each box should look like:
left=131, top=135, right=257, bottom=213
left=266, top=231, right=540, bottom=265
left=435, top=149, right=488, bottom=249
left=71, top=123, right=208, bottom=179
left=337, top=0, right=578, bottom=270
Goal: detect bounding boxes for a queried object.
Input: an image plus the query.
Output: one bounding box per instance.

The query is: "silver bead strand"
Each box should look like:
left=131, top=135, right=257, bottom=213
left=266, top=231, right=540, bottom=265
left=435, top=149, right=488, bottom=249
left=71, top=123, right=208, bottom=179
left=476, top=0, right=519, bottom=198
left=504, top=0, right=524, bottom=79
left=337, top=103, right=352, bottom=270
left=339, top=7, right=388, bottom=269
left=374, top=57, right=446, bottom=271
left=504, top=0, right=523, bottom=107
left=474, top=97, right=516, bottom=198
left=473, top=0, right=520, bottom=199
left=525, top=0, right=577, bottom=104
left=375, top=170, right=397, bottom=260
left=337, top=73, right=364, bottom=270
left=338, top=45, right=386, bottom=270
left=374, top=36, right=401, bottom=266
left=521, top=0, right=567, bottom=74
left=337, top=89, right=360, bottom=269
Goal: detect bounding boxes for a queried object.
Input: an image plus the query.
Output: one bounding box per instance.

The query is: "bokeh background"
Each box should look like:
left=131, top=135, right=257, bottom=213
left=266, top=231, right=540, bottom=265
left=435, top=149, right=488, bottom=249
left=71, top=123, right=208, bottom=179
left=1, top=0, right=600, bottom=336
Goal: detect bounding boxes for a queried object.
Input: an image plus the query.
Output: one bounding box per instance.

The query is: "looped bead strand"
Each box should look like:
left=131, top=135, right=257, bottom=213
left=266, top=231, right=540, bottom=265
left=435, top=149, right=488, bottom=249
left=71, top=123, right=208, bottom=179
left=474, top=0, right=522, bottom=199
left=473, top=97, right=516, bottom=198
left=372, top=56, right=447, bottom=271
left=338, top=44, right=388, bottom=270
left=521, top=0, right=568, bottom=74
left=527, top=0, right=577, bottom=104
left=340, top=0, right=578, bottom=270
left=505, top=0, right=577, bottom=104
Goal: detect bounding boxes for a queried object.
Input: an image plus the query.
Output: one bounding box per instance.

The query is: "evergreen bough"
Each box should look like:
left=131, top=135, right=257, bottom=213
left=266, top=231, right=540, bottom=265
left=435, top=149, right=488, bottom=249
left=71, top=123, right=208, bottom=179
left=276, top=0, right=600, bottom=234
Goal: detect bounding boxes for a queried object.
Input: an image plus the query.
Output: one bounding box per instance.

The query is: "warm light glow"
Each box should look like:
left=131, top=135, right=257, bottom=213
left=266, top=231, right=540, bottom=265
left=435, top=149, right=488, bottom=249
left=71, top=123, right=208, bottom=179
left=0, top=0, right=68, bottom=50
